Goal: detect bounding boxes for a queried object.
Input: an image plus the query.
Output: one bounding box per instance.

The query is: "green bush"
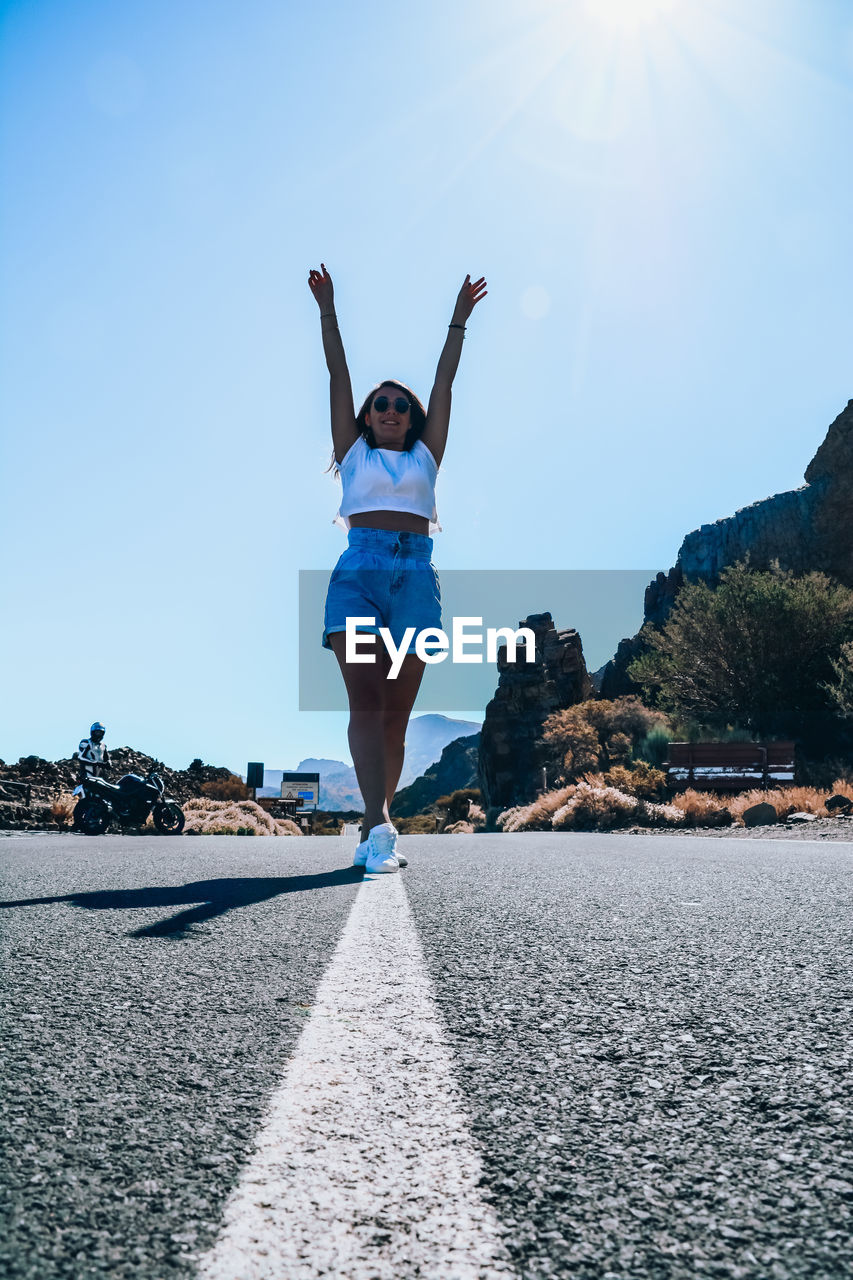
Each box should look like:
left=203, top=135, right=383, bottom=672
left=634, top=724, right=669, bottom=766
left=629, top=562, right=853, bottom=746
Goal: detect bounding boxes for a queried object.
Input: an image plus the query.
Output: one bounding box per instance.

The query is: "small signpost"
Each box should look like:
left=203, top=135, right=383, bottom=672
left=280, top=772, right=320, bottom=831
left=246, top=762, right=264, bottom=802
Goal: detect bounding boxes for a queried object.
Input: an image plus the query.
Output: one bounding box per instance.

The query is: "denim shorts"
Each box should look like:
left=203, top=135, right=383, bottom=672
left=323, top=528, right=442, bottom=654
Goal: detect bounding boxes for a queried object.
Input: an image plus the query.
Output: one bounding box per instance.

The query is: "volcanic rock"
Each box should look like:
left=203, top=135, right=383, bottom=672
left=742, top=801, right=778, bottom=827
left=478, top=613, right=592, bottom=810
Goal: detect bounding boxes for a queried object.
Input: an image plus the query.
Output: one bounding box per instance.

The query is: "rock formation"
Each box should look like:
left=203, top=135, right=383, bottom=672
left=600, top=398, right=853, bottom=696
left=478, top=613, right=592, bottom=810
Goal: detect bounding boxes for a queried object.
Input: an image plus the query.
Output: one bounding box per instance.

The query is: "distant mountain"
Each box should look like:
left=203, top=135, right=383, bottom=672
left=256, top=714, right=480, bottom=811
left=398, top=715, right=480, bottom=787
left=391, top=733, right=481, bottom=818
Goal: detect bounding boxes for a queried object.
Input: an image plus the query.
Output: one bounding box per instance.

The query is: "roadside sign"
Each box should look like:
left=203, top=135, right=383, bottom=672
left=280, top=772, right=319, bottom=807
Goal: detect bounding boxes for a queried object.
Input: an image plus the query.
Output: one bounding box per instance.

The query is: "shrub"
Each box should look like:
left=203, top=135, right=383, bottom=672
left=434, top=789, right=481, bottom=826
left=642, top=800, right=687, bottom=827
left=395, top=814, right=438, bottom=834
left=824, top=640, right=853, bottom=718
left=797, top=756, right=853, bottom=788
left=541, top=698, right=670, bottom=784
left=498, top=786, right=576, bottom=833
left=541, top=711, right=601, bottom=776
left=629, top=562, right=853, bottom=745
left=188, top=758, right=204, bottom=774
left=552, top=781, right=642, bottom=831
left=444, top=820, right=475, bottom=834
left=634, top=724, right=670, bottom=766
left=201, top=774, right=249, bottom=802
left=671, top=789, right=732, bottom=827
left=50, top=793, right=76, bottom=827
left=468, top=803, right=486, bottom=827
left=501, top=782, right=689, bottom=832
left=604, top=762, right=667, bottom=801
left=183, top=798, right=301, bottom=835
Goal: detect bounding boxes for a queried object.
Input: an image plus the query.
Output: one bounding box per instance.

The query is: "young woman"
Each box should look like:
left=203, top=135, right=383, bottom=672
left=308, top=263, right=487, bottom=873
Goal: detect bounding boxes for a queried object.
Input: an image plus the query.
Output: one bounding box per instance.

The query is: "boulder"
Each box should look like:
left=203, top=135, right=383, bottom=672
left=786, top=811, right=818, bottom=824
left=826, top=793, right=853, bottom=815
left=742, top=801, right=778, bottom=827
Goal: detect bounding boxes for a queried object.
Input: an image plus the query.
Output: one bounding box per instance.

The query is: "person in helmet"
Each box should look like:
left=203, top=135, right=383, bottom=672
left=77, top=722, right=110, bottom=782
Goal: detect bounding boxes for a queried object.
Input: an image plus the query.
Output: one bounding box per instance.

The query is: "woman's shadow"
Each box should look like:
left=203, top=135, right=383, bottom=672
left=0, top=868, right=363, bottom=939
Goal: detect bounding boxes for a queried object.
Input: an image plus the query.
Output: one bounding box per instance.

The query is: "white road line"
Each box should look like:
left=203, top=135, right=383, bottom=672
left=196, top=872, right=515, bottom=1280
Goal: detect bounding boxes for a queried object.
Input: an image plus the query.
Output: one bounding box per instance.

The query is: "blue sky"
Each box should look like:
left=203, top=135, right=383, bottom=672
left=2, top=0, right=852, bottom=774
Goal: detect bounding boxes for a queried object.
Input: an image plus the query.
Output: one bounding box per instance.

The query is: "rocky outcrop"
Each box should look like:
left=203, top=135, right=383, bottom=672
left=0, top=750, right=236, bottom=829
left=478, top=613, right=592, bottom=809
left=600, top=399, right=853, bottom=695
left=390, top=734, right=480, bottom=819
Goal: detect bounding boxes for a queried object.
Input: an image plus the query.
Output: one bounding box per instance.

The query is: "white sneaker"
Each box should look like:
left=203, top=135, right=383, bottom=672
left=353, top=827, right=407, bottom=868
left=364, top=822, right=399, bottom=874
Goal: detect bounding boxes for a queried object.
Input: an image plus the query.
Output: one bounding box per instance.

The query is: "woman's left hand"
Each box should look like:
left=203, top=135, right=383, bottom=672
left=452, top=274, right=488, bottom=324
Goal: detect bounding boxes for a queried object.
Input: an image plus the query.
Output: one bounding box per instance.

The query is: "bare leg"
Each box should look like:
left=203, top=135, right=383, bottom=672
left=329, top=632, right=391, bottom=834
left=382, top=652, right=426, bottom=807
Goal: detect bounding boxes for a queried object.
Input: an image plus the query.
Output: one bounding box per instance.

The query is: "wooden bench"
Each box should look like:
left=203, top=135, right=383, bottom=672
left=665, top=742, right=796, bottom=791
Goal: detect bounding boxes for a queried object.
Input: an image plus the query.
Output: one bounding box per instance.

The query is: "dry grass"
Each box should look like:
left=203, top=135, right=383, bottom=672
left=498, top=787, right=576, bottom=833
left=553, top=782, right=642, bottom=831
left=444, top=820, right=475, bottom=834
left=496, top=775, right=853, bottom=836
left=501, top=779, right=688, bottom=832
left=643, top=800, right=689, bottom=827
left=727, top=786, right=827, bottom=823
left=674, top=781, right=853, bottom=825
left=182, top=798, right=302, bottom=836
left=671, top=789, right=733, bottom=827
left=50, top=792, right=77, bottom=827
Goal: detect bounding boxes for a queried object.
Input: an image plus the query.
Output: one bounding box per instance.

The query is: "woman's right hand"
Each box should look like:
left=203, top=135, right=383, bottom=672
left=308, top=263, right=335, bottom=313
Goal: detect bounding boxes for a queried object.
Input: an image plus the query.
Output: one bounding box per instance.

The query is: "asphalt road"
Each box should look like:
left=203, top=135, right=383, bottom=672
left=2, top=832, right=852, bottom=1279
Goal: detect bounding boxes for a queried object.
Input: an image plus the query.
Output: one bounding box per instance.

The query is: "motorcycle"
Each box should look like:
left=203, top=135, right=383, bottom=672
left=72, top=769, right=185, bottom=836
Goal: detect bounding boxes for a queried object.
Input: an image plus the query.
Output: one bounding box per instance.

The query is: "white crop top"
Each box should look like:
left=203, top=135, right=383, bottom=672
left=333, top=435, right=441, bottom=533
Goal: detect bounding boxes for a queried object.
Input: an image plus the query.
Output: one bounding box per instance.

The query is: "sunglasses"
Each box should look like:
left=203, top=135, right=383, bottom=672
left=373, top=395, right=410, bottom=415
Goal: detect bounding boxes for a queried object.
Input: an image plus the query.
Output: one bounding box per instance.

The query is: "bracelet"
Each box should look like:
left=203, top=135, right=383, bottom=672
left=448, top=322, right=466, bottom=330
left=321, top=312, right=337, bottom=319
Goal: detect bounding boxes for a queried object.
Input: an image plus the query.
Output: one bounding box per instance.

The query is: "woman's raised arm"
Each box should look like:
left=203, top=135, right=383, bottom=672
left=308, top=263, right=358, bottom=463
left=421, top=274, right=487, bottom=467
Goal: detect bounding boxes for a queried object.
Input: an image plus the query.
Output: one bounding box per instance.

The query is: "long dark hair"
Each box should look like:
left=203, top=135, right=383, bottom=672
left=328, top=380, right=427, bottom=474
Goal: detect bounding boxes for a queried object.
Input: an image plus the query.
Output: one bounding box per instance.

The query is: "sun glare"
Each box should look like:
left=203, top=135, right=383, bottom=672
left=582, top=0, right=680, bottom=31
